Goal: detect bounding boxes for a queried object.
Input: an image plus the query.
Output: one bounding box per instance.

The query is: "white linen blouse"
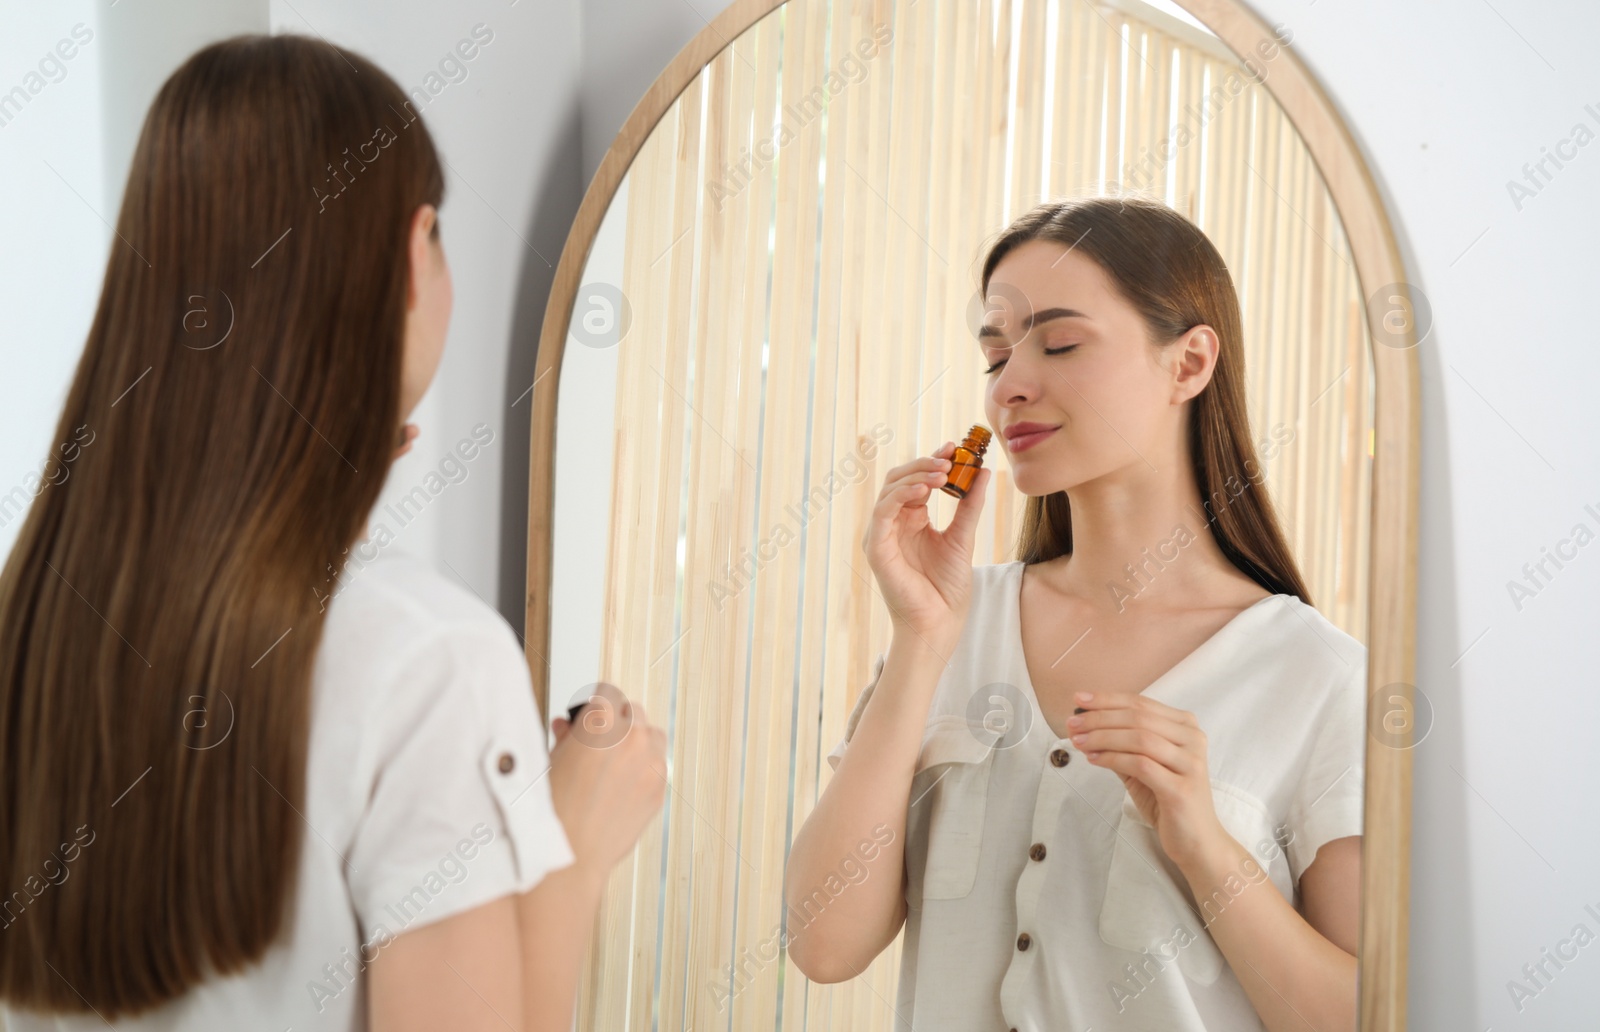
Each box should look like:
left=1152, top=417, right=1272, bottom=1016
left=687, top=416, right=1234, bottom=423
left=826, top=560, right=1366, bottom=1031
left=2, top=544, right=574, bottom=1032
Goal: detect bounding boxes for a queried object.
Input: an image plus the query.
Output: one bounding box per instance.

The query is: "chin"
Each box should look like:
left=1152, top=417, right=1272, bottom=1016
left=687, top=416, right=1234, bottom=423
left=1010, top=459, right=1088, bottom=499
left=1009, top=466, right=1060, bottom=498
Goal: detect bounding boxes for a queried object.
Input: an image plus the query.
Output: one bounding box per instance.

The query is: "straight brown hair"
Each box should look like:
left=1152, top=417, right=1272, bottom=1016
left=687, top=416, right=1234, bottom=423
left=0, top=34, right=444, bottom=1016
left=981, top=194, right=1312, bottom=606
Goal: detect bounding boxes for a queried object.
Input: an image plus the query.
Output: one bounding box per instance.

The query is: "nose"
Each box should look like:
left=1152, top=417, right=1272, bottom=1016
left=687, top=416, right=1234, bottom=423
left=990, top=360, right=1039, bottom=408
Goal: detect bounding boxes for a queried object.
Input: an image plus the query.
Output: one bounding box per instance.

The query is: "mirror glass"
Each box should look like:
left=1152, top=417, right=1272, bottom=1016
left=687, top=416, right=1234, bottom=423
left=548, top=0, right=1375, bottom=1027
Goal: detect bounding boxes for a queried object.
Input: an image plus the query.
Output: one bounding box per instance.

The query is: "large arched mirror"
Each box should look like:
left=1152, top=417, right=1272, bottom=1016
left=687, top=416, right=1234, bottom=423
left=525, top=0, right=1420, bottom=1028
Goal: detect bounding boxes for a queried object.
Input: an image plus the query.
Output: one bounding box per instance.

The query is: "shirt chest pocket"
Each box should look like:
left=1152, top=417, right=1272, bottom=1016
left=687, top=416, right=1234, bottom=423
left=1098, top=779, right=1292, bottom=986
left=905, top=719, right=995, bottom=904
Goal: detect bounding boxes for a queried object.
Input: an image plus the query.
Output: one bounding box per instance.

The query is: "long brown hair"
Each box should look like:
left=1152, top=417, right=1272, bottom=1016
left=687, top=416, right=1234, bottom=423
left=0, top=35, right=444, bottom=1016
left=981, top=194, right=1311, bottom=605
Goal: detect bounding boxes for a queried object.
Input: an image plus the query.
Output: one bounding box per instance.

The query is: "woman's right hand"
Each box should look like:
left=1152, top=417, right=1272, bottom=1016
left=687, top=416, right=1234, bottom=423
left=547, top=683, right=668, bottom=876
left=861, top=440, right=992, bottom=646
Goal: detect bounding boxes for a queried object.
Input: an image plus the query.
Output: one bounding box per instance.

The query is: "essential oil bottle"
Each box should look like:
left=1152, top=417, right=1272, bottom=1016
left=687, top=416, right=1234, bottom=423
left=940, top=425, right=992, bottom=499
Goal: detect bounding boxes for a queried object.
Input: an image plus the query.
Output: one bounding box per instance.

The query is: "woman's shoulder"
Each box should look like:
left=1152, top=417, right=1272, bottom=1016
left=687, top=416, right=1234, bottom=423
left=312, top=545, right=526, bottom=722
left=322, top=544, right=515, bottom=651
left=307, top=547, right=540, bottom=802
left=1261, top=593, right=1368, bottom=695
left=971, top=559, right=1023, bottom=593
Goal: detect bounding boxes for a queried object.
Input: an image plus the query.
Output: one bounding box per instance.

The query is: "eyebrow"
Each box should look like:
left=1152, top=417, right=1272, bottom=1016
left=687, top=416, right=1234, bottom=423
left=978, top=306, right=1093, bottom=340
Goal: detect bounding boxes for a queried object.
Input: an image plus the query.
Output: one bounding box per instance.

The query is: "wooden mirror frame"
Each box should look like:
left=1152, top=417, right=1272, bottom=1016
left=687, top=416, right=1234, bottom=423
left=523, top=0, right=1420, bottom=1026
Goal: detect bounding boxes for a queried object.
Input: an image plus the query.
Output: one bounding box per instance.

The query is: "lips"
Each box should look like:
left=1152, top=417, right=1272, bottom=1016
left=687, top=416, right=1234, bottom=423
left=1006, top=426, right=1058, bottom=452
left=1003, top=421, right=1061, bottom=452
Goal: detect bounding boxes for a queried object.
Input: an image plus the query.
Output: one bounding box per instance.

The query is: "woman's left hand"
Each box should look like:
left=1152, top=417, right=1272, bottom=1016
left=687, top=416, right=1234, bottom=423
left=1066, top=690, right=1230, bottom=872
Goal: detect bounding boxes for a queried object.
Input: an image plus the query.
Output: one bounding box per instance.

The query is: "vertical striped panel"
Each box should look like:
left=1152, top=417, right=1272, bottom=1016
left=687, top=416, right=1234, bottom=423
left=1122, top=22, right=1156, bottom=192
left=682, top=41, right=742, bottom=1030
left=1150, top=34, right=1174, bottom=202
left=924, top=0, right=973, bottom=551
left=1283, top=124, right=1310, bottom=569
left=726, top=0, right=831, bottom=1027
left=588, top=92, right=677, bottom=1032
left=650, top=66, right=704, bottom=1032
left=1010, top=0, right=1048, bottom=209
left=727, top=11, right=787, bottom=1027
left=1100, top=13, right=1125, bottom=189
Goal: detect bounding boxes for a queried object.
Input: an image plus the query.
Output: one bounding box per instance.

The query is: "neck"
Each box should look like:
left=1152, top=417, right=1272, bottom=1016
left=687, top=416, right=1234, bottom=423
left=1040, top=457, right=1245, bottom=615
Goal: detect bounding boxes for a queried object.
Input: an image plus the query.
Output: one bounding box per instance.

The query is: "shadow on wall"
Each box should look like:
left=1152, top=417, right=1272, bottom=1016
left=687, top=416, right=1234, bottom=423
left=1402, top=249, right=1475, bottom=1025
left=496, top=98, right=586, bottom=632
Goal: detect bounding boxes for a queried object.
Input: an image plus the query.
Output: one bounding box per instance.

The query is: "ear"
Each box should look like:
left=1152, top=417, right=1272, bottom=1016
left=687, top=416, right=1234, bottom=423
left=405, top=203, right=438, bottom=311
left=1169, top=324, right=1219, bottom=404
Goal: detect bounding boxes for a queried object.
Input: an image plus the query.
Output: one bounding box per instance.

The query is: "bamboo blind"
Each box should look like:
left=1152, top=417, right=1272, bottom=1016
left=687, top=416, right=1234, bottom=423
left=577, top=0, right=1374, bottom=1028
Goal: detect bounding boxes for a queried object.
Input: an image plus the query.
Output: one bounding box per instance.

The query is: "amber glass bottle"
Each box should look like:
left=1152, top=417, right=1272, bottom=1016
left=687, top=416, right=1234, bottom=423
left=940, top=425, right=992, bottom=499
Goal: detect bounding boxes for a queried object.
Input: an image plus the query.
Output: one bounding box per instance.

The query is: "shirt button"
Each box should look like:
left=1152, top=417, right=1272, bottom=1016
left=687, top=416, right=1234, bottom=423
left=1017, top=932, right=1032, bottom=951
left=1029, top=842, right=1047, bottom=862
left=1049, top=748, right=1071, bottom=767
left=497, top=752, right=516, bottom=774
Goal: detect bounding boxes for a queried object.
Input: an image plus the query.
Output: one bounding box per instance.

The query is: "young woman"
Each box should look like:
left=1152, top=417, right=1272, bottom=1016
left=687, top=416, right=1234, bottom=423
left=786, top=195, right=1365, bottom=1031
left=0, top=34, right=665, bottom=1032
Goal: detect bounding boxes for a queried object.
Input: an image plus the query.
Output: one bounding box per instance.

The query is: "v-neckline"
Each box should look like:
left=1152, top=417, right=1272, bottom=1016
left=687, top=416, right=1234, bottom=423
left=1008, top=561, right=1287, bottom=742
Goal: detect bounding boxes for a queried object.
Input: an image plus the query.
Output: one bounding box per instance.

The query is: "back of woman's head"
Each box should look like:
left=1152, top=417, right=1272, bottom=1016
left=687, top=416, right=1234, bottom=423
left=0, top=33, right=443, bottom=1016
left=982, top=193, right=1310, bottom=603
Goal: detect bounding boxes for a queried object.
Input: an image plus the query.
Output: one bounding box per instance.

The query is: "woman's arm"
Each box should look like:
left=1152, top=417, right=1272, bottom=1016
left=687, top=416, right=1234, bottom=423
left=516, top=861, right=609, bottom=1031
left=1299, top=836, right=1361, bottom=954
left=369, top=688, right=666, bottom=1031
left=366, top=896, right=526, bottom=1030
left=1069, top=689, right=1360, bottom=1031
left=783, top=631, right=948, bottom=983
left=364, top=858, right=608, bottom=1032
left=1180, top=834, right=1360, bottom=1032
left=787, top=444, right=988, bottom=982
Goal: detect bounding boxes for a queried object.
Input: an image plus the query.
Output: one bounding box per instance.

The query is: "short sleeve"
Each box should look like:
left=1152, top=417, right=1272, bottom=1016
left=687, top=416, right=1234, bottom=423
left=825, top=650, right=888, bottom=773
left=345, top=619, right=576, bottom=941
left=1284, top=658, right=1366, bottom=885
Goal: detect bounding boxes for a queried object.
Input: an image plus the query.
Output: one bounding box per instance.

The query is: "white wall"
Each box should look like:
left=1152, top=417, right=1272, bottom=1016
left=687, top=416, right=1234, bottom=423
left=4, top=0, right=1598, bottom=1027
left=0, top=0, right=278, bottom=556
left=263, top=0, right=587, bottom=625
left=0, top=1, right=111, bottom=557
left=1, top=0, right=584, bottom=628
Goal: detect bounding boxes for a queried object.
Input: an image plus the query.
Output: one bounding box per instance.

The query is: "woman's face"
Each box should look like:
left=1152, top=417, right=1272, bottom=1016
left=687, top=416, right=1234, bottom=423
left=400, top=203, right=452, bottom=420
left=979, top=238, right=1213, bottom=498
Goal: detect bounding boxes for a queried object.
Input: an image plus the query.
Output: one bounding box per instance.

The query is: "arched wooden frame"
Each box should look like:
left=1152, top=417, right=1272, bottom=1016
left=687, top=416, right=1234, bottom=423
left=523, top=0, right=1420, bottom=1027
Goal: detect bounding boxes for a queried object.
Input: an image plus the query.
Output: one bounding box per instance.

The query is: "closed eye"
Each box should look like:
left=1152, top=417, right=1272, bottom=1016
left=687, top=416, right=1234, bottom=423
left=984, top=344, right=1077, bottom=375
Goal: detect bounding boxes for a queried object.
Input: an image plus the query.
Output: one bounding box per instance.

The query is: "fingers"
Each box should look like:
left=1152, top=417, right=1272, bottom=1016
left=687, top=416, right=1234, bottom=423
left=1069, top=694, right=1204, bottom=759
left=945, top=465, right=990, bottom=544
left=890, top=477, right=939, bottom=510
left=877, top=444, right=963, bottom=509
left=860, top=439, right=979, bottom=554
left=572, top=689, right=663, bottom=747
left=1071, top=725, right=1196, bottom=776
left=1072, top=697, right=1198, bottom=741
left=882, top=442, right=955, bottom=485
left=1082, top=749, right=1180, bottom=794
left=557, top=687, right=634, bottom=750
left=887, top=464, right=952, bottom=499
left=864, top=459, right=948, bottom=551
left=1134, top=694, right=1201, bottom=728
